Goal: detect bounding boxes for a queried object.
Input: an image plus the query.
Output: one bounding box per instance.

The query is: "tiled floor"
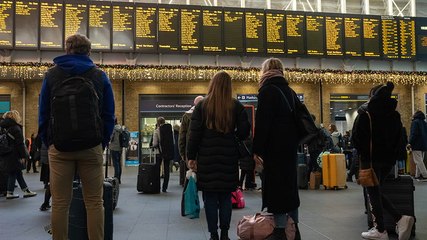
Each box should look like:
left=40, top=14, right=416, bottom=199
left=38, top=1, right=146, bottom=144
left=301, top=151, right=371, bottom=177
left=1, top=166, right=426, bottom=240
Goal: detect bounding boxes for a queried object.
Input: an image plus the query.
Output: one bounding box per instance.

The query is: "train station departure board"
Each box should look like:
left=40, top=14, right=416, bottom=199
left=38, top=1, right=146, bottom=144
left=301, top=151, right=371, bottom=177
left=382, top=16, right=399, bottom=59
left=112, top=3, right=134, bottom=51
left=306, top=14, right=325, bottom=56
left=135, top=4, right=157, bottom=52
left=363, top=17, right=381, bottom=58
left=89, top=3, right=111, bottom=51
left=416, top=17, right=427, bottom=60
left=325, top=15, right=344, bottom=57
left=0, top=0, right=13, bottom=48
left=265, top=10, right=285, bottom=54
left=181, top=6, right=201, bottom=53
left=286, top=13, right=305, bottom=55
left=40, top=1, right=63, bottom=50
left=158, top=5, right=179, bottom=52
left=224, top=8, right=244, bottom=54
left=344, top=16, right=362, bottom=57
left=202, top=7, right=222, bottom=53
left=399, top=17, right=416, bottom=59
left=65, top=3, right=87, bottom=39
left=15, top=0, right=39, bottom=49
left=245, top=10, right=265, bottom=54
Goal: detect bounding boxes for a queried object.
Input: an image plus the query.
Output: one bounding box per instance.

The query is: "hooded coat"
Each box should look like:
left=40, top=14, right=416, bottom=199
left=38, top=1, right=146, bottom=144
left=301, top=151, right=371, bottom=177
left=352, top=82, right=403, bottom=168
left=252, top=76, right=300, bottom=213
left=408, top=111, right=427, bottom=151
left=0, top=118, right=27, bottom=173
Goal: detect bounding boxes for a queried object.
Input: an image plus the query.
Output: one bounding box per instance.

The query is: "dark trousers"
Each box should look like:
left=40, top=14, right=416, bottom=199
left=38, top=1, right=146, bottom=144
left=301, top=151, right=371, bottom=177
left=179, top=160, right=188, bottom=186
left=239, top=170, right=256, bottom=189
left=156, top=155, right=170, bottom=191
left=26, top=158, right=37, bottom=172
left=7, top=169, right=28, bottom=192
left=203, top=191, right=232, bottom=234
left=365, top=165, right=401, bottom=232
left=111, top=150, right=122, bottom=181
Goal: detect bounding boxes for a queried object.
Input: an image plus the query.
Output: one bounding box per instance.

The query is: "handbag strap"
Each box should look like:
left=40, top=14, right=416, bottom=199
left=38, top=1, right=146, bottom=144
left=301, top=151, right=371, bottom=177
left=270, top=84, right=294, bottom=114
left=359, top=111, right=373, bottom=169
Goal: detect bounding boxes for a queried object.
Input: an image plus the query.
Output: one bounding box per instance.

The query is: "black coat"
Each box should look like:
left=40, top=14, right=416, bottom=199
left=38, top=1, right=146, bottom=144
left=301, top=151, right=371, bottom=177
left=352, top=95, right=403, bottom=168
left=252, top=77, right=300, bottom=214
left=0, top=118, right=27, bottom=173
left=408, top=112, right=427, bottom=151
left=187, top=99, right=250, bottom=192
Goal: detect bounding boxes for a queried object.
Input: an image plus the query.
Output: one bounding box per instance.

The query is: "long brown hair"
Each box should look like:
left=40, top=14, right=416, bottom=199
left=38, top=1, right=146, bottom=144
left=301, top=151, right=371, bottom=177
left=203, top=71, right=234, bottom=133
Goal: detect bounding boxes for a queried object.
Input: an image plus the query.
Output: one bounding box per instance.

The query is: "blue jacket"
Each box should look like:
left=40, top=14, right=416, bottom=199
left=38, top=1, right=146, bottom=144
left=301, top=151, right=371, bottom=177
left=38, top=54, right=115, bottom=148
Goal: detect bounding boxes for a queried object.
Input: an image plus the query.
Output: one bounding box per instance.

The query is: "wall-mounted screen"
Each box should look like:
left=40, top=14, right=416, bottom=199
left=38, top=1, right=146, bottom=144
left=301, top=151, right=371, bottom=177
left=363, top=17, right=381, bottom=58
left=344, top=16, right=362, bottom=57
left=40, top=1, right=63, bottom=50
left=112, top=3, right=134, bottom=51
left=135, top=4, right=157, bottom=53
left=416, top=17, right=427, bottom=60
left=399, top=17, right=416, bottom=60
left=202, top=7, right=222, bottom=53
left=180, top=6, right=201, bottom=53
left=382, top=16, right=399, bottom=59
left=65, top=2, right=87, bottom=39
left=265, top=10, right=285, bottom=54
left=224, top=8, right=244, bottom=54
left=89, top=2, right=111, bottom=51
left=0, top=0, right=13, bottom=48
left=326, top=15, right=344, bottom=57
left=286, top=13, right=305, bottom=56
left=245, top=9, right=265, bottom=54
left=15, top=0, right=39, bottom=49
left=158, top=5, right=179, bottom=52
left=306, top=13, right=325, bottom=56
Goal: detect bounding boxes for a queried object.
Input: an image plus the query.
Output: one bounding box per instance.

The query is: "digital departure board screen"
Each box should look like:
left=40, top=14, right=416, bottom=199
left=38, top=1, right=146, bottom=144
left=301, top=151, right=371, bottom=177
left=135, top=4, right=157, bottom=52
left=224, top=8, right=244, bottom=54
left=245, top=10, right=265, bottom=54
left=382, top=16, right=399, bottom=59
left=265, top=10, right=285, bottom=54
left=65, top=2, right=87, bottom=39
left=344, top=16, right=362, bottom=57
left=89, top=3, right=111, bottom=51
left=306, top=14, right=325, bottom=56
left=158, top=5, right=179, bottom=52
left=40, top=1, right=63, bottom=50
left=286, top=13, right=305, bottom=56
left=416, top=17, right=427, bottom=60
left=112, top=3, right=134, bottom=51
left=15, top=0, right=39, bottom=49
left=180, top=6, right=201, bottom=53
left=363, top=17, right=381, bottom=58
left=0, top=1, right=13, bottom=48
left=399, top=17, right=416, bottom=59
left=325, top=15, right=344, bottom=56
left=202, top=7, right=222, bottom=53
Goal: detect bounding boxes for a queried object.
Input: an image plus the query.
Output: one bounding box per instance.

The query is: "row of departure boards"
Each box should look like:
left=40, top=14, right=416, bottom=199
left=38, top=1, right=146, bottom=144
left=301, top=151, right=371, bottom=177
left=1, top=0, right=427, bottom=60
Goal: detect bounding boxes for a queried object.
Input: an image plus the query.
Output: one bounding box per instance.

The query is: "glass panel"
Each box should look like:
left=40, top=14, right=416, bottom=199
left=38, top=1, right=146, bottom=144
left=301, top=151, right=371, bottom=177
left=347, top=0, right=363, bottom=14
left=217, top=0, right=241, bottom=8
left=190, top=0, right=215, bottom=6
left=245, top=0, right=266, bottom=9
left=134, top=0, right=159, bottom=3
left=322, top=0, right=340, bottom=14
left=270, top=0, right=287, bottom=10
left=370, top=0, right=387, bottom=15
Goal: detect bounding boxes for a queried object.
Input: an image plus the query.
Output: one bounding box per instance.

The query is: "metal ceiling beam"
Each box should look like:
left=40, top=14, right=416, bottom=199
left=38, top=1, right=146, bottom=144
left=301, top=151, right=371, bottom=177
left=317, top=0, right=322, bottom=12
left=341, top=0, right=346, bottom=13
left=362, top=0, right=370, bottom=14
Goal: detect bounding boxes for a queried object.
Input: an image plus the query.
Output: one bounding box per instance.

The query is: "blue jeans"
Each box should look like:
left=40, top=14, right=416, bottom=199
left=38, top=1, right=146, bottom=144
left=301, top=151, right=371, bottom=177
left=111, top=150, right=122, bottom=181
left=203, top=191, right=232, bottom=233
left=7, top=169, right=28, bottom=193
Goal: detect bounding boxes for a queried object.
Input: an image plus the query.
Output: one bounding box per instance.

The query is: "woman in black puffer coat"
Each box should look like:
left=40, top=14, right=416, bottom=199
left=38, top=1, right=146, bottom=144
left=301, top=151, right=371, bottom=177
left=187, top=71, right=250, bottom=240
left=1, top=110, right=37, bottom=199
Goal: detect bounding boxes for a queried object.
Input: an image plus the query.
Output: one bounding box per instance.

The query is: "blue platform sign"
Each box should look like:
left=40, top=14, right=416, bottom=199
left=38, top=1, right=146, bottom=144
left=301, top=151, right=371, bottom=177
left=0, top=101, right=10, bottom=114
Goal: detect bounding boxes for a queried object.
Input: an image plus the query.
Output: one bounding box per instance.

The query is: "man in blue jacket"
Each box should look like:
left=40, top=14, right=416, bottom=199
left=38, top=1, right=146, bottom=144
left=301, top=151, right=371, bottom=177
left=408, top=110, right=427, bottom=181
left=38, top=33, right=115, bottom=240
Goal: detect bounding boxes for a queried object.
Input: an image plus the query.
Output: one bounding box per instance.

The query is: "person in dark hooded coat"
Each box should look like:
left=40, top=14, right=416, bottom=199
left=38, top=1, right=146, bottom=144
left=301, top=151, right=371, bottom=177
left=407, top=110, right=427, bottom=180
left=252, top=58, right=301, bottom=240
left=352, top=82, right=414, bottom=240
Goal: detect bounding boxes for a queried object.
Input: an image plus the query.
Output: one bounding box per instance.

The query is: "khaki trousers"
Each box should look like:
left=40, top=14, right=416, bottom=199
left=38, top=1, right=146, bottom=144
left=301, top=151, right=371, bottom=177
left=49, top=144, right=104, bottom=240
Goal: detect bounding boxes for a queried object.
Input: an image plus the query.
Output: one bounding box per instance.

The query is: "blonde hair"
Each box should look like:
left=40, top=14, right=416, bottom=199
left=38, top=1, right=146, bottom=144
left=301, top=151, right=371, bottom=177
left=203, top=71, right=234, bottom=133
left=3, top=110, right=21, bottom=123
left=261, top=58, right=284, bottom=75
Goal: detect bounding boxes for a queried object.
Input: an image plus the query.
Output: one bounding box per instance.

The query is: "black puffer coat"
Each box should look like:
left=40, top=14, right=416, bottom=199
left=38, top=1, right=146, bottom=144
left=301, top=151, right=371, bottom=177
left=252, top=77, right=300, bottom=214
left=0, top=118, right=27, bottom=173
left=408, top=111, right=427, bottom=151
left=187, top=99, right=250, bottom=192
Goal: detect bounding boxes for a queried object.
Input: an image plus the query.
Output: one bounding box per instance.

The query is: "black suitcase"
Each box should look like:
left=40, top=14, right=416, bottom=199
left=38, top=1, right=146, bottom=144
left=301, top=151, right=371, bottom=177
left=366, top=175, right=416, bottom=237
left=105, top=147, right=120, bottom=210
left=297, top=164, right=308, bottom=189
left=137, top=149, right=160, bottom=194
left=68, top=181, right=114, bottom=240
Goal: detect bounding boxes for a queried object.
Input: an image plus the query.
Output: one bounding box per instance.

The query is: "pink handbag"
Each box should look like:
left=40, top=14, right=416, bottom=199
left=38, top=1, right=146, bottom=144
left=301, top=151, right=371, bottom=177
left=237, top=213, right=296, bottom=240
left=231, top=188, right=245, bottom=209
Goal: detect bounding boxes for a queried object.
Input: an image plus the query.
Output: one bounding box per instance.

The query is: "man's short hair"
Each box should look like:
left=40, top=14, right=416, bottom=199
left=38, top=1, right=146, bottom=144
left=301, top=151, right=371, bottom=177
left=65, top=34, right=91, bottom=55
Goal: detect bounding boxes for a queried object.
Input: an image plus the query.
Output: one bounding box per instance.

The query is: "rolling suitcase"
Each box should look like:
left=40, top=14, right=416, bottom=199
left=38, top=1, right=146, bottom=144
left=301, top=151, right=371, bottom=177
left=105, top=147, right=120, bottom=210
left=137, top=149, right=160, bottom=194
left=297, top=164, right=308, bottom=189
left=68, top=181, right=114, bottom=240
left=322, top=153, right=347, bottom=190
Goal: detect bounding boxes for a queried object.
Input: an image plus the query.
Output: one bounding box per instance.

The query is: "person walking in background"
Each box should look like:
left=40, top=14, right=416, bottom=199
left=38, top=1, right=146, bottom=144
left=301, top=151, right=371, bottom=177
left=38, top=33, right=115, bottom=240
left=238, top=135, right=256, bottom=190
left=172, top=124, right=181, bottom=171
left=407, top=110, right=427, bottom=181
left=178, top=95, right=204, bottom=186
left=352, top=82, right=414, bottom=240
left=328, top=124, right=343, bottom=153
left=1, top=110, right=37, bottom=199
left=26, top=133, right=39, bottom=173
left=39, top=142, right=51, bottom=211
left=397, top=127, right=408, bottom=175
left=187, top=71, right=250, bottom=240
left=110, top=118, right=123, bottom=184
left=252, top=58, right=301, bottom=240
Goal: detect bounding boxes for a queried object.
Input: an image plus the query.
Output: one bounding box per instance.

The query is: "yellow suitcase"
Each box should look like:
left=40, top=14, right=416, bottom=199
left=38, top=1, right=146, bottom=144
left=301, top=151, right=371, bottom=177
left=322, top=153, right=347, bottom=190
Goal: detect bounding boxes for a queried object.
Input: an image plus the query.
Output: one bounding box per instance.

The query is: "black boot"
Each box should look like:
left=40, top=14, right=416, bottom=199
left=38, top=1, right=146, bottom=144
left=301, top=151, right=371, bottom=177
left=209, top=232, right=219, bottom=240
left=295, top=223, right=301, bottom=240
left=220, top=230, right=230, bottom=240
left=266, top=228, right=286, bottom=240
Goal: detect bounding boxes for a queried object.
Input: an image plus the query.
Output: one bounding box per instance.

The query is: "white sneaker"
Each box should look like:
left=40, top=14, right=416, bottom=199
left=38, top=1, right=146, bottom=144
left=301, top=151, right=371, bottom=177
left=23, top=189, right=37, bottom=198
left=361, top=227, right=389, bottom=240
left=396, top=215, right=415, bottom=240
left=6, top=193, right=19, bottom=199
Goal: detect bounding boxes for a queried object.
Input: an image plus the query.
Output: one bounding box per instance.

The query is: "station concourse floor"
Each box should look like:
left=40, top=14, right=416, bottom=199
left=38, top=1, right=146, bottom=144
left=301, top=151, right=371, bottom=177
left=1, top=166, right=426, bottom=240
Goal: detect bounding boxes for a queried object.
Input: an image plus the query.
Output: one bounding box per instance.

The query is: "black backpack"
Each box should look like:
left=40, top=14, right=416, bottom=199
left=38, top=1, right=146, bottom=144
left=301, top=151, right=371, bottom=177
left=119, top=130, right=130, bottom=148
left=159, top=123, right=174, bottom=160
left=0, top=127, right=14, bottom=156
left=47, top=66, right=104, bottom=152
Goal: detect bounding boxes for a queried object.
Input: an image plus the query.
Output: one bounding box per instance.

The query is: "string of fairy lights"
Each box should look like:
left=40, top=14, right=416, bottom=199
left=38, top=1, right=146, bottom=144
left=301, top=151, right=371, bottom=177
left=0, top=62, right=427, bottom=85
